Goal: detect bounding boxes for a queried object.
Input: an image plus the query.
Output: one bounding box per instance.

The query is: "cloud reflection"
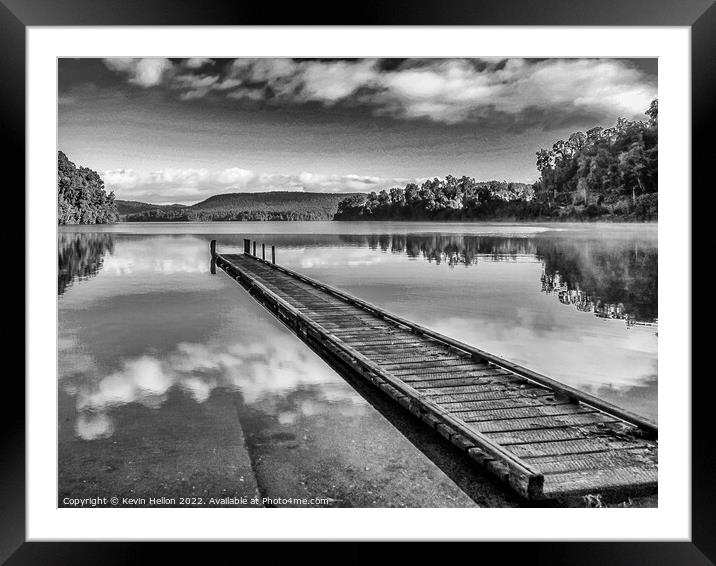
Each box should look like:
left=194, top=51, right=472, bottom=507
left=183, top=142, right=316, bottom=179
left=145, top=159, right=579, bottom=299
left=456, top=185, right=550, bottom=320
left=431, top=315, right=657, bottom=393
left=63, top=335, right=366, bottom=440
left=76, top=412, right=115, bottom=441
left=296, top=247, right=387, bottom=269
left=101, top=237, right=211, bottom=276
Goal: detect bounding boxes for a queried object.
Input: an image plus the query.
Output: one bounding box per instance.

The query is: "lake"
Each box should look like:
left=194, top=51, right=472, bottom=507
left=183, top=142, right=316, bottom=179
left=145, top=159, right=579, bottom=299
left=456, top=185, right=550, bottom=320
left=58, top=221, right=657, bottom=507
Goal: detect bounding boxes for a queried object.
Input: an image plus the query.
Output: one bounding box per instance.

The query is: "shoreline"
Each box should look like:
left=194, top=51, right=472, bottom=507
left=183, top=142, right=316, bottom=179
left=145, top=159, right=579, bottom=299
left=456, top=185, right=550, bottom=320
left=62, top=217, right=659, bottom=226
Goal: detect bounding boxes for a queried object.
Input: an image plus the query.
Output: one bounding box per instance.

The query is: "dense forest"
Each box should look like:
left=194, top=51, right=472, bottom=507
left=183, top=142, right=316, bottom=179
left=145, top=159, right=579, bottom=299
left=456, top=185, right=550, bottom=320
left=334, top=180, right=535, bottom=221
left=58, top=151, right=118, bottom=224
left=534, top=98, right=658, bottom=219
left=115, top=200, right=186, bottom=216
left=335, top=99, right=658, bottom=222
left=119, top=192, right=361, bottom=221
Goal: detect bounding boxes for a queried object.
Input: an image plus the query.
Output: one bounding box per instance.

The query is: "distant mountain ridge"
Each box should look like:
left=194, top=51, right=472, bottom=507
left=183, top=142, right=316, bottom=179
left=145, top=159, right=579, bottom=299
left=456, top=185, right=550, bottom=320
left=115, top=200, right=186, bottom=215
left=116, top=191, right=363, bottom=221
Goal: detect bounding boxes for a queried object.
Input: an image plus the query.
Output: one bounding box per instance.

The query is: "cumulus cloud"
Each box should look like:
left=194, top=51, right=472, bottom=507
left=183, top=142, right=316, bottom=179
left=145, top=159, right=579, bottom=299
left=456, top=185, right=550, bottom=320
left=101, top=57, right=656, bottom=125
left=363, top=58, right=655, bottom=124
left=184, top=57, right=214, bottom=69
left=102, top=57, right=174, bottom=87
left=66, top=335, right=367, bottom=440
left=102, top=166, right=415, bottom=204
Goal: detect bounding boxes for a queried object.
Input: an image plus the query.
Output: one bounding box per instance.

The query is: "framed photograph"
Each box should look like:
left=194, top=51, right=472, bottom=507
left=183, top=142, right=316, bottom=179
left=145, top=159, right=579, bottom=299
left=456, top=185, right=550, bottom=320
left=7, top=0, right=709, bottom=561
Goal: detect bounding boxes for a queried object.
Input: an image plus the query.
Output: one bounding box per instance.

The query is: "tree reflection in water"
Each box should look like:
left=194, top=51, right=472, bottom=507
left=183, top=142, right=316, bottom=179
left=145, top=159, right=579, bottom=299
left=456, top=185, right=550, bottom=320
left=339, top=234, right=535, bottom=266
left=58, top=232, right=115, bottom=295
left=538, top=238, right=657, bottom=324
left=57, top=230, right=656, bottom=322
left=338, top=232, right=657, bottom=324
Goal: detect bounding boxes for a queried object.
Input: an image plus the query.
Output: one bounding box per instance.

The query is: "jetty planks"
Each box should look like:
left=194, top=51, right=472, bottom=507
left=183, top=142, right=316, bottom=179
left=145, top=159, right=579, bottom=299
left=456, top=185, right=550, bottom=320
left=214, top=247, right=657, bottom=500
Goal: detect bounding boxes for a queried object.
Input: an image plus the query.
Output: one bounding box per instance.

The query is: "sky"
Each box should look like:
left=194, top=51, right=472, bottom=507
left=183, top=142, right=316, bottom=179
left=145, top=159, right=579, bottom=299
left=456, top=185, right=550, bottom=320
left=58, top=58, right=657, bottom=205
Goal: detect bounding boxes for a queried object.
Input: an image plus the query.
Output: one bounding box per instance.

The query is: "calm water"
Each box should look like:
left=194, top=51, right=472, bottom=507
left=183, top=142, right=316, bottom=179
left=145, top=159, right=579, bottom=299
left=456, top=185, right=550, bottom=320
left=58, top=221, right=657, bottom=507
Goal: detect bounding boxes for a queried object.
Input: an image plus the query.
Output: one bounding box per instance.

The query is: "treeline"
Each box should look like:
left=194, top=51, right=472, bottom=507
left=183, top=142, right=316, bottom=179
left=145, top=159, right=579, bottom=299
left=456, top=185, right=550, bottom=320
left=534, top=99, right=658, bottom=220
left=58, top=151, right=118, bottom=225
left=120, top=191, right=359, bottom=222
left=115, top=200, right=186, bottom=216
left=335, top=99, right=658, bottom=222
left=123, top=208, right=335, bottom=222
left=334, top=179, right=536, bottom=221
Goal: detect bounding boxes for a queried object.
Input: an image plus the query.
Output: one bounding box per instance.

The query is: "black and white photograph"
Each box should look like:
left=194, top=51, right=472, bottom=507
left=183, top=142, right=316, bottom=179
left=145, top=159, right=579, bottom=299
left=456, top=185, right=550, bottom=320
left=56, top=55, right=661, bottom=510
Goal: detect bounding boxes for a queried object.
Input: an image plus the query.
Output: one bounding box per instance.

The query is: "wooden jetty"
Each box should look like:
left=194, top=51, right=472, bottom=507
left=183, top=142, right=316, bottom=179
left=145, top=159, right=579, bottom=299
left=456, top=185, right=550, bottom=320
left=211, top=240, right=658, bottom=501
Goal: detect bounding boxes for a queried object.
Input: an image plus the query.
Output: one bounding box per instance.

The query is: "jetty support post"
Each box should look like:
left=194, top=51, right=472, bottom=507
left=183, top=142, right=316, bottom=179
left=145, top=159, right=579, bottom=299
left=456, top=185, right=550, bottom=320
left=253, top=241, right=257, bottom=256
left=262, top=243, right=265, bottom=260
left=243, top=239, right=250, bottom=254
left=210, top=239, right=217, bottom=275
left=271, top=246, right=276, bottom=264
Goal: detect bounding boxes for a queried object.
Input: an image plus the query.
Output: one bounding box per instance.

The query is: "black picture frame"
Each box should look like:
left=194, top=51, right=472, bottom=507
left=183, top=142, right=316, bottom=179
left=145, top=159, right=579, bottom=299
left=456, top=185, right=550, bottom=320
left=5, top=0, right=709, bottom=562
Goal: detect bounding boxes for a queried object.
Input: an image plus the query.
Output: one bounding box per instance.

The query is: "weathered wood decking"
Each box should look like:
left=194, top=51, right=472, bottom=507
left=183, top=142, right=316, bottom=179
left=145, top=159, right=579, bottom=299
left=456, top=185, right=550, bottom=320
left=212, top=242, right=657, bottom=501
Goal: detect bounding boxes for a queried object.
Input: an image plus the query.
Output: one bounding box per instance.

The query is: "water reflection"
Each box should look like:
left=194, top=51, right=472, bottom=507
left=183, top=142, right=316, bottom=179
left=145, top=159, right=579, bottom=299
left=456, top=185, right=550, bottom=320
left=338, top=234, right=538, bottom=265
left=538, top=239, right=657, bottom=324
left=59, top=225, right=659, bottom=506
left=58, top=229, right=657, bottom=323
left=58, top=232, right=114, bottom=295
left=334, top=233, right=657, bottom=324
left=61, top=333, right=367, bottom=440
left=100, top=235, right=212, bottom=276
left=58, top=225, right=658, bottom=434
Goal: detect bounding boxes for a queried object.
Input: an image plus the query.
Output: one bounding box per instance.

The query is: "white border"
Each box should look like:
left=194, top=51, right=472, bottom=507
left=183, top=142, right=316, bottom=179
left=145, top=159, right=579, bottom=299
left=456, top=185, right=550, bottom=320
left=28, top=26, right=691, bottom=541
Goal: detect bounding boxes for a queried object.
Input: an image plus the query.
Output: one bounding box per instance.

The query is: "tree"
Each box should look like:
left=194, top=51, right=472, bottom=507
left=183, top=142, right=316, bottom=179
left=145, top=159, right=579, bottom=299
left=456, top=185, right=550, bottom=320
left=534, top=98, right=657, bottom=215
left=618, top=143, right=647, bottom=205
left=335, top=194, right=367, bottom=219
left=646, top=99, right=658, bottom=127
left=568, top=132, right=587, bottom=151
left=58, top=151, right=118, bottom=225
left=586, top=126, right=604, bottom=142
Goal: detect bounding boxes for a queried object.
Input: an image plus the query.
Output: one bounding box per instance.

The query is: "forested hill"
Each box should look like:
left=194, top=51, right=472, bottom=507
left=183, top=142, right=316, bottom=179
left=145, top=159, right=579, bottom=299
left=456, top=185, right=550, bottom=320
left=115, top=200, right=185, bottom=216
left=117, top=191, right=362, bottom=221
left=335, top=99, right=658, bottom=222
left=58, top=152, right=119, bottom=225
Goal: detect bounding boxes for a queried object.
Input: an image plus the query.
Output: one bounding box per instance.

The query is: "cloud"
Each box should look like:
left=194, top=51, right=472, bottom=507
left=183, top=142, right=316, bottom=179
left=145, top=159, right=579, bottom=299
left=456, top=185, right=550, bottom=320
left=99, top=57, right=656, bottom=126
left=102, top=166, right=414, bottom=204
left=184, top=57, right=214, bottom=69
left=172, top=72, right=221, bottom=99
left=217, top=58, right=382, bottom=106
left=363, top=58, right=656, bottom=124
left=102, top=57, right=174, bottom=87
left=276, top=59, right=379, bottom=103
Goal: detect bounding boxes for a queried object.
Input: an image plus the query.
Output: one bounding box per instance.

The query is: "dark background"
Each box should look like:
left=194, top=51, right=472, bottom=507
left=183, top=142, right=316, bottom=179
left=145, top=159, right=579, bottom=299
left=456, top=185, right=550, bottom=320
left=3, top=0, right=711, bottom=562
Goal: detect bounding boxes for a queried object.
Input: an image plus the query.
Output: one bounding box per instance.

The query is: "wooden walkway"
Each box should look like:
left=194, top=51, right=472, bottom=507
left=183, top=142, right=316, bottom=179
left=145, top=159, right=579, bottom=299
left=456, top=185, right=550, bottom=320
left=212, top=242, right=657, bottom=501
